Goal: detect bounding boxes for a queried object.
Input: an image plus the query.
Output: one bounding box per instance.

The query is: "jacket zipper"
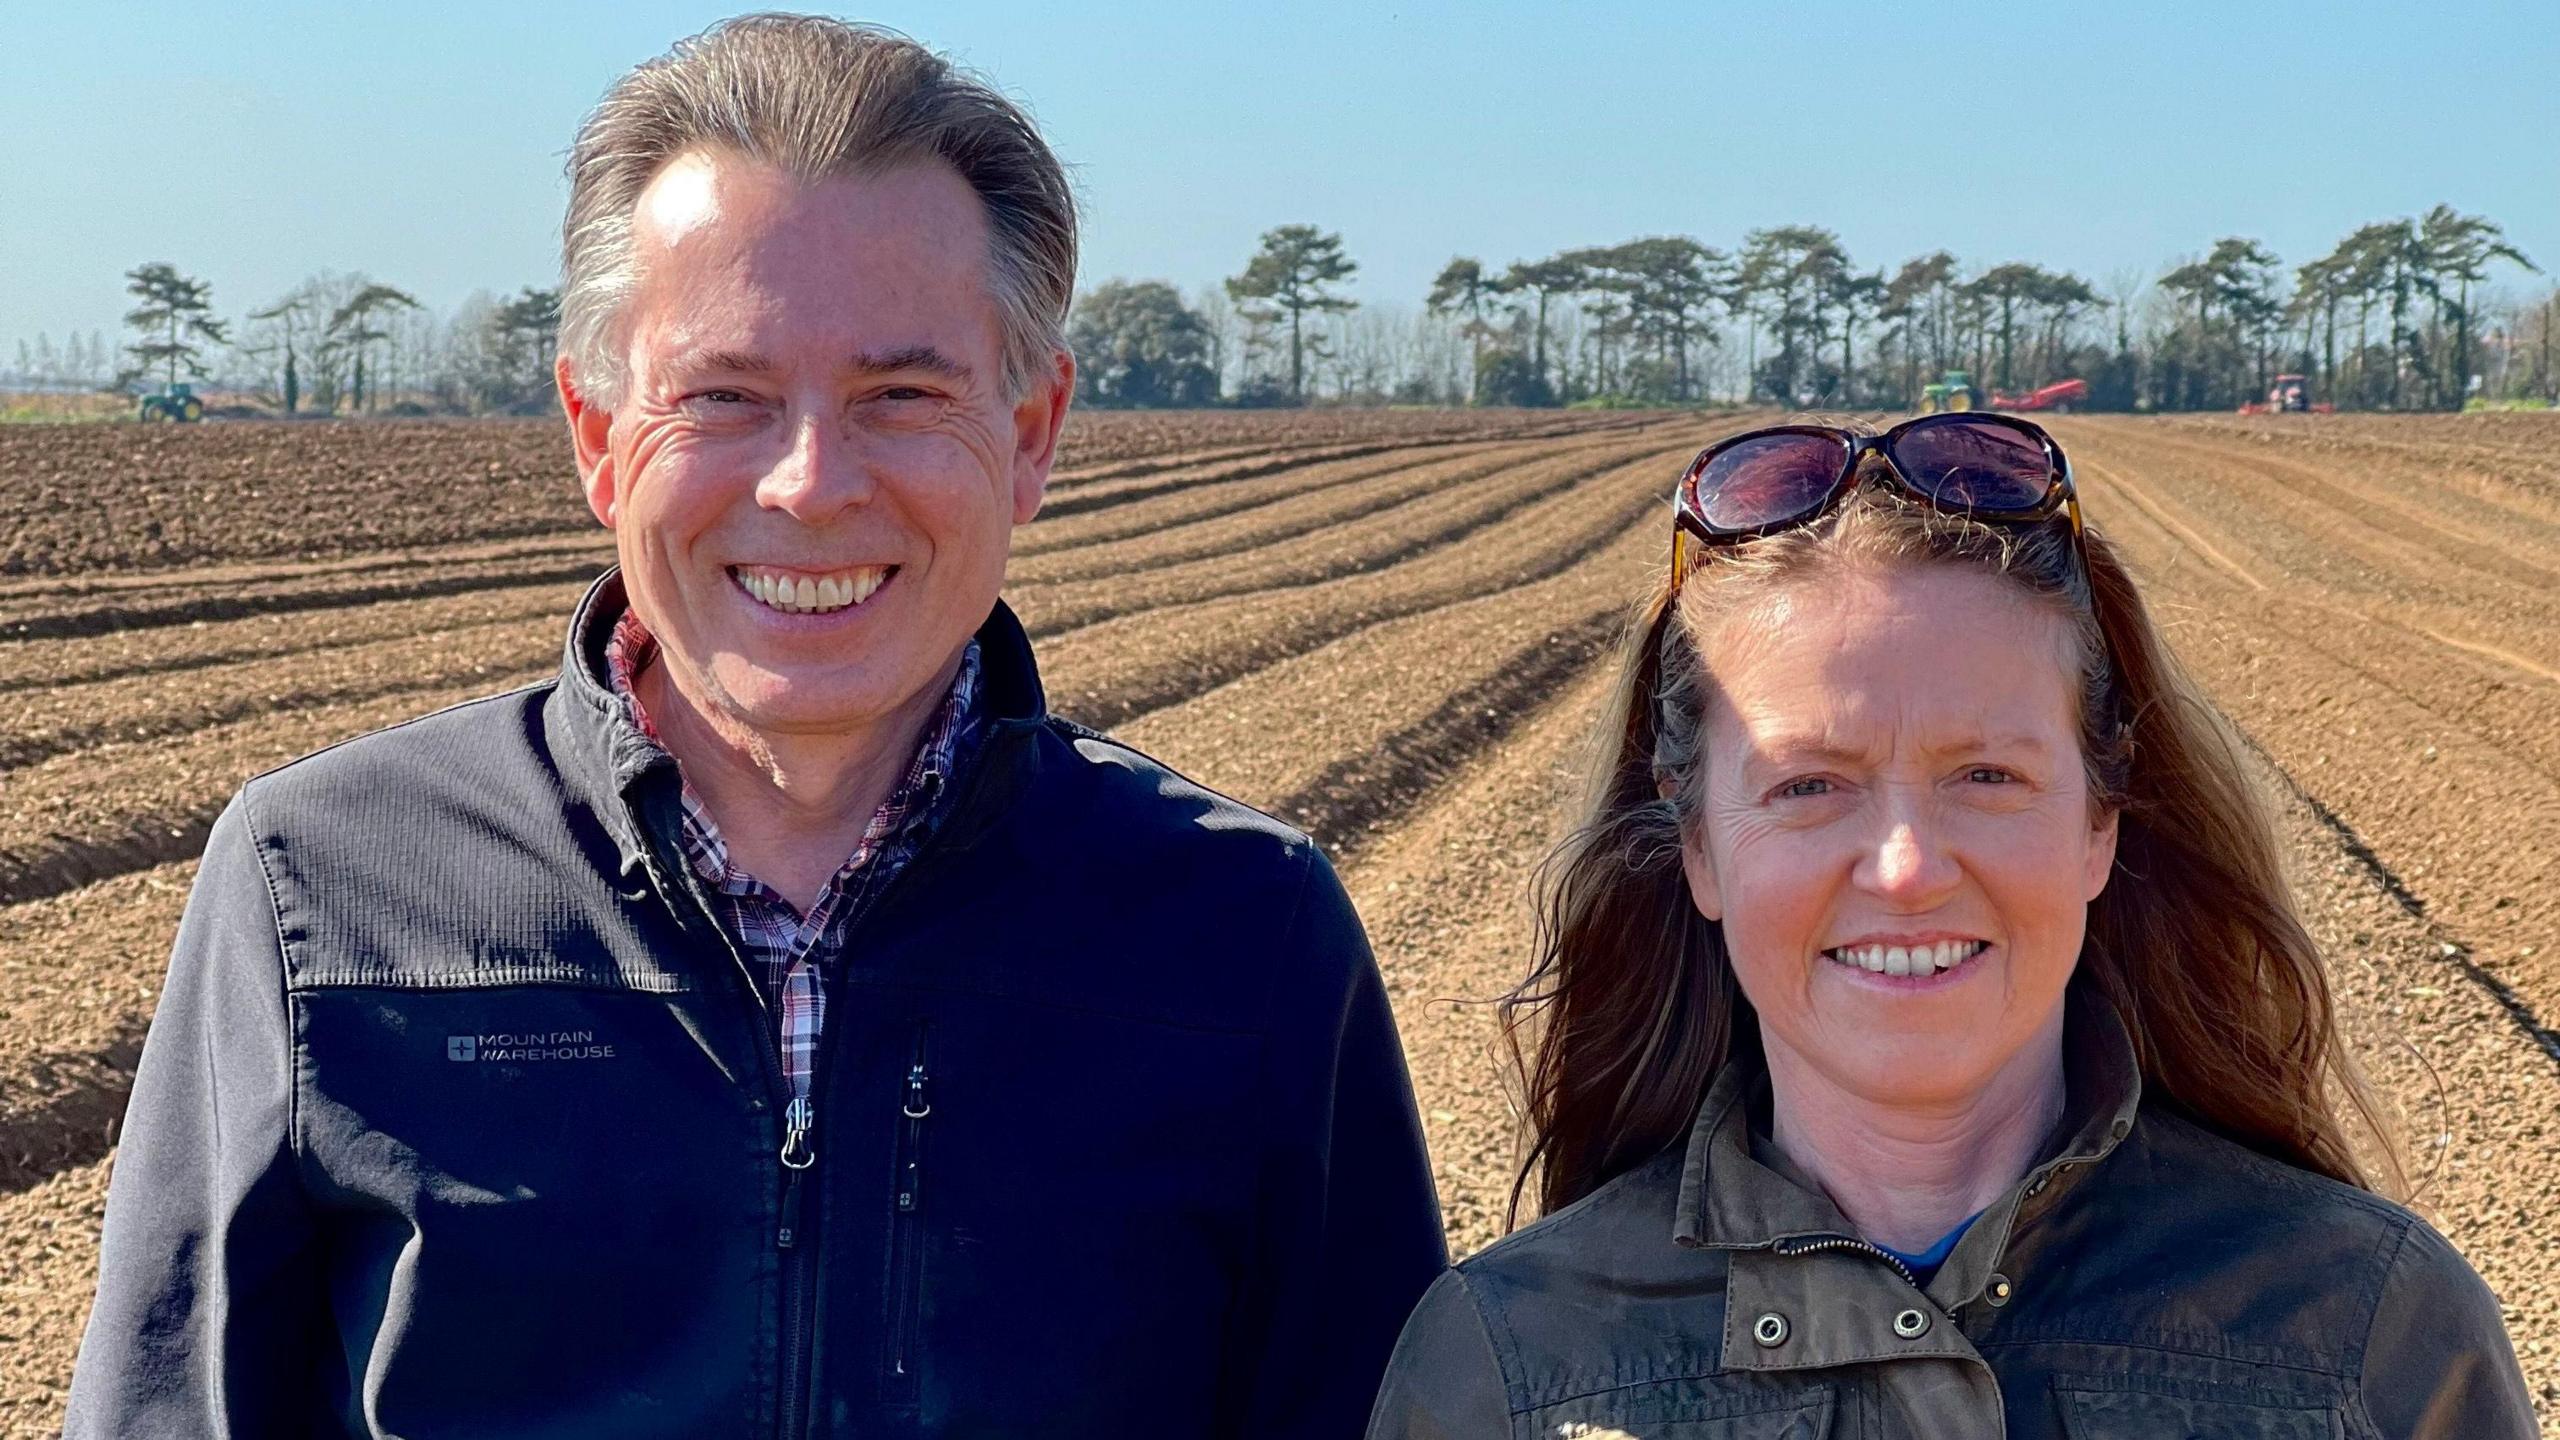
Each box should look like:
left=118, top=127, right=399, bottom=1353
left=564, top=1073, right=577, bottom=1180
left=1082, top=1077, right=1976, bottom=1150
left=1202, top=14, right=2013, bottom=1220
left=884, top=1021, right=932, bottom=1399
left=643, top=747, right=978, bottom=1437
left=641, top=846, right=814, bottom=1439
left=1773, top=1233, right=1920, bottom=1288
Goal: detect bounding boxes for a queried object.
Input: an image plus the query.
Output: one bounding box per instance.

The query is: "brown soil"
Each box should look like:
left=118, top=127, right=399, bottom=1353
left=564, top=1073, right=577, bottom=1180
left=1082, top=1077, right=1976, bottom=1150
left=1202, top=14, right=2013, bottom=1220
left=0, top=409, right=1663, bottom=580
left=2, top=410, right=2555, bottom=1434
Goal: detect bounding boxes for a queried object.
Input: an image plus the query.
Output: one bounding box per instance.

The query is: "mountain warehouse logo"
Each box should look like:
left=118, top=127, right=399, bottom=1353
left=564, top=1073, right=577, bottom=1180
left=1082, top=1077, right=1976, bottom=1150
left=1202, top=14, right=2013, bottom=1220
left=446, top=1030, right=616, bottom=1063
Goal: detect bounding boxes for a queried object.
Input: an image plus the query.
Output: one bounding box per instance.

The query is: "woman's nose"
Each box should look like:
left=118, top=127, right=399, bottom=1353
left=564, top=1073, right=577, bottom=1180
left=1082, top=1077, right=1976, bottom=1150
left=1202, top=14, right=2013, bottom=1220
left=1858, top=815, right=1961, bottom=903
left=757, top=410, right=878, bottom=519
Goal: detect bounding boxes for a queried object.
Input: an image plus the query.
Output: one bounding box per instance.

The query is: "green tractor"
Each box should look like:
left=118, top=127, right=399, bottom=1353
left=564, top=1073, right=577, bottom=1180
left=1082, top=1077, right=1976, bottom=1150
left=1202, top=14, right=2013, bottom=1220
left=1917, top=370, right=1980, bottom=414
left=138, top=382, right=205, bottom=422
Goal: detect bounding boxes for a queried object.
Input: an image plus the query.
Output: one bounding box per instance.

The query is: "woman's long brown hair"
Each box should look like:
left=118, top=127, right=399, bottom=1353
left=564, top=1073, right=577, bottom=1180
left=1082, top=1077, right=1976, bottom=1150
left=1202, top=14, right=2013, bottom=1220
left=1503, top=478, right=2397, bottom=1224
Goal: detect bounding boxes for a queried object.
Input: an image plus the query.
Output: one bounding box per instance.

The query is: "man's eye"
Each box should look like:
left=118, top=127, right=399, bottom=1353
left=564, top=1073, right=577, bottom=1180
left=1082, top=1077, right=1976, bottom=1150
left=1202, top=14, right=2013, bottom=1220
left=688, top=388, right=754, bottom=406
left=875, top=386, right=938, bottom=403
left=1776, top=777, right=1832, bottom=799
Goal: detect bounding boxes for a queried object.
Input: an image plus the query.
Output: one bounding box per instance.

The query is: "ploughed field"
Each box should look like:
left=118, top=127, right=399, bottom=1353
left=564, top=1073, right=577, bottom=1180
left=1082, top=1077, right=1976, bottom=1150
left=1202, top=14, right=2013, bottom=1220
left=1, top=407, right=2556, bottom=1432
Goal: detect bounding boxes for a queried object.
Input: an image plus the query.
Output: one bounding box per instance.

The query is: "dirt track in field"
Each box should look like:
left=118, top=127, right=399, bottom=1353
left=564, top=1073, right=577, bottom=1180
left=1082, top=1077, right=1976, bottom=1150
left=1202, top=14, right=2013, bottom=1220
left=3, top=409, right=2557, bottom=1432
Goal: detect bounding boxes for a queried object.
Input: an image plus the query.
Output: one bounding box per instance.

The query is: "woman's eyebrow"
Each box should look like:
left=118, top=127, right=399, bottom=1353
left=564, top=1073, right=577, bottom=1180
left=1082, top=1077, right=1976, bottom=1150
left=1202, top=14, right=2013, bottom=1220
left=1746, top=731, right=2054, bottom=766
left=1746, top=735, right=1876, bottom=768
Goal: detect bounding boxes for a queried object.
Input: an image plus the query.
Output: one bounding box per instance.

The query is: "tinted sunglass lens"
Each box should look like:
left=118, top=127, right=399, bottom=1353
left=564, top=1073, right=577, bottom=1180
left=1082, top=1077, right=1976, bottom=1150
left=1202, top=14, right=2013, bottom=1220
left=1892, top=421, right=2053, bottom=511
left=1692, top=434, right=1845, bottom=532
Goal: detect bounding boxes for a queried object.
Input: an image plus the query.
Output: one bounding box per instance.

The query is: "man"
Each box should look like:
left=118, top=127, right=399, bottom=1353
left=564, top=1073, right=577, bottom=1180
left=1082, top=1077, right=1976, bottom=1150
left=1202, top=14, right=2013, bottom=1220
left=65, top=16, right=1444, bottom=1436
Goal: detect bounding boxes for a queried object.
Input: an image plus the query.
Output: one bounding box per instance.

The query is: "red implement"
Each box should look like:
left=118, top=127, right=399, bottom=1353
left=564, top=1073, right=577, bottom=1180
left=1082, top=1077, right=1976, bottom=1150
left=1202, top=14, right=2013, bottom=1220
left=1990, top=378, right=2089, bottom=412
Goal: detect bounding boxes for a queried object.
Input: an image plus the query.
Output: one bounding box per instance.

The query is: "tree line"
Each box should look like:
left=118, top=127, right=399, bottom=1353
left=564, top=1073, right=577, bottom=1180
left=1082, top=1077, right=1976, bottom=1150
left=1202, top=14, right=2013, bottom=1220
left=10, top=205, right=2549, bottom=417
left=1070, top=206, right=2550, bottom=412
left=1, top=265, right=561, bottom=417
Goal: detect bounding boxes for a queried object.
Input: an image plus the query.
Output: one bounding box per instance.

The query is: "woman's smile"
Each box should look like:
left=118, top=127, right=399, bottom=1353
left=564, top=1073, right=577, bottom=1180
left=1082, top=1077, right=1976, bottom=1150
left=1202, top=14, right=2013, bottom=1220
left=1820, top=937, right=1992, bottom=985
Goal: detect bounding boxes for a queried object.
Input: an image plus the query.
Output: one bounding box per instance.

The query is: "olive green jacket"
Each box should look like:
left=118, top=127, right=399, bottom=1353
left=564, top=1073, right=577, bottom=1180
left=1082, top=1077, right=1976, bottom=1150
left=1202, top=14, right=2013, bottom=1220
left=1367, top=989, right=2536, bottom=1439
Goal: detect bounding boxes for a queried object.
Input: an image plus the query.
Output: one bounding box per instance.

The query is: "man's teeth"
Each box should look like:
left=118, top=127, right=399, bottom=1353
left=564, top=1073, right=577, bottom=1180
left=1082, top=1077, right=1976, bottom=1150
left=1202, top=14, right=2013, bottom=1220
left=1825, top=940, right=1988, bottom=976
left=733, top=566, right=890, bottom=615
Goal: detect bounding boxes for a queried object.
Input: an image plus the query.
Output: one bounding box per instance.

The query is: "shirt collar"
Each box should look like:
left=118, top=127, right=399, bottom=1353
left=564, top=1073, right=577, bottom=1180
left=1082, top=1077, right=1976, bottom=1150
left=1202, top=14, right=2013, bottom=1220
left=599, top=606, right=985, bottom=890
left=546, top=568, right=1045, bottom=878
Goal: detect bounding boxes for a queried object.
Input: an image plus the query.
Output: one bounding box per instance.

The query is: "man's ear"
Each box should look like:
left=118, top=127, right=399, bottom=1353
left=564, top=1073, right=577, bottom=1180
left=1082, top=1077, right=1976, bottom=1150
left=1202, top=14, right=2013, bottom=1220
left=559, top=355, right=618, bottom=530
left=1664, top=773, right=1723, bottom=921
left=1008, top=348, right=1075, bottom=527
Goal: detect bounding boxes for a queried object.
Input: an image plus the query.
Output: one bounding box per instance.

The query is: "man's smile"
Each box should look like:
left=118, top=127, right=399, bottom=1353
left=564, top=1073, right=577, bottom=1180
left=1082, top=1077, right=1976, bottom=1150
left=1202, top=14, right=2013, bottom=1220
left=726, top=563, right=898, bottom=616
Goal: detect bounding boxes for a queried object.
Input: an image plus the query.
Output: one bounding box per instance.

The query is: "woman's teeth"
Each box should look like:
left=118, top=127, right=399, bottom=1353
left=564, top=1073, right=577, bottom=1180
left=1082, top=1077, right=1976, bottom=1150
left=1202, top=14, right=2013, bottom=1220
left=732, top=565, right=890, bottom=615
left=1825, top=940, right=1988, bottom=977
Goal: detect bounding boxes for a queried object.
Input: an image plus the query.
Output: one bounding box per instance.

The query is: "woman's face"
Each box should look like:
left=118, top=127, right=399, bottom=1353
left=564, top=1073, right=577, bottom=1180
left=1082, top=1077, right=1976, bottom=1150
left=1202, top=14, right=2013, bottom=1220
left=1680, top=563, right=2117, bottom=1112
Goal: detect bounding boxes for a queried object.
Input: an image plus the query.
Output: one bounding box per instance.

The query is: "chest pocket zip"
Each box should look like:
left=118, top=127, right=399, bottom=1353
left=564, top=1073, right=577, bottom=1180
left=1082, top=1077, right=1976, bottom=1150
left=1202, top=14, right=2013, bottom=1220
left=884, top=1020, right=932, bottom=1400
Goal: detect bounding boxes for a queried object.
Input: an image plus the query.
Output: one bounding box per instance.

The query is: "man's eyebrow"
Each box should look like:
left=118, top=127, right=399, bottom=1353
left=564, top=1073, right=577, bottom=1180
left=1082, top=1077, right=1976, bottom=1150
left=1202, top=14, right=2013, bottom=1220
left=667, top=347, right=774, bottom=375
left=852, top=344, right=972, bottom=380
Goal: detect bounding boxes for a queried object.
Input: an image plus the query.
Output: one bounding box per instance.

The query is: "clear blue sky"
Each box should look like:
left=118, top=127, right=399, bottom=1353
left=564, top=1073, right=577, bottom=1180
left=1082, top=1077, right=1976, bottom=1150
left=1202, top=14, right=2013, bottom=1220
left=3, top=0, right=2553, bottom=356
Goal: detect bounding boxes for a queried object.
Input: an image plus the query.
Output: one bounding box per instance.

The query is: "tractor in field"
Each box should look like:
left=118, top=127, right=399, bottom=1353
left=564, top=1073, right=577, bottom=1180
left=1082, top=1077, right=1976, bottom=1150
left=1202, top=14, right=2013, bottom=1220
left=1917, top=370, right=1981, bottom=413
left=138, top=383, right=206, bottom=423
left=1990, top=378, right=2090, bottom=413
left=2238, top=374, right=2334, bottom=415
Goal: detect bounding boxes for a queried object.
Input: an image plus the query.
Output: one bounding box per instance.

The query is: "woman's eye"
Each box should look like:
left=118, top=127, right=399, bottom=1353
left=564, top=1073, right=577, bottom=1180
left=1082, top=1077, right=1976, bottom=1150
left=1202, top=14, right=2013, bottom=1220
left=1776, top=777, right=1832, bottom=799
left=1966, top=766, right=2016, bottom=785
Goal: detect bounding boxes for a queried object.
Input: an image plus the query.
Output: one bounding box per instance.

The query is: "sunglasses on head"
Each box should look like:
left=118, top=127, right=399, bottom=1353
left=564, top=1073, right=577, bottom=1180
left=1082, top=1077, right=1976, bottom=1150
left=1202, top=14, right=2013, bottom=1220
left=1669, top=413, right=2082, bottom=588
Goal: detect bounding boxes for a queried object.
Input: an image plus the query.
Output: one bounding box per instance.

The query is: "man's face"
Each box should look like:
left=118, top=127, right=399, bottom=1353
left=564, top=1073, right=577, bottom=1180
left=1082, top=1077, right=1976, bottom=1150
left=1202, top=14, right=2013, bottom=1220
left=566, top=150, right=1069, bottom=741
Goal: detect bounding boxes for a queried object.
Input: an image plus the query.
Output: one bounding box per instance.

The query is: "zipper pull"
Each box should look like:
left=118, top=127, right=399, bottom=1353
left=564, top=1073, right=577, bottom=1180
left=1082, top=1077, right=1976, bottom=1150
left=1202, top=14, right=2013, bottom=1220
left=898, top=1061, right=930, bottom=1213
left=781, top=1094, right=816, bottom=1170
left=778, top=1168, right=804, bottom=1250
left=777, top=1095, right=815, bottom=1250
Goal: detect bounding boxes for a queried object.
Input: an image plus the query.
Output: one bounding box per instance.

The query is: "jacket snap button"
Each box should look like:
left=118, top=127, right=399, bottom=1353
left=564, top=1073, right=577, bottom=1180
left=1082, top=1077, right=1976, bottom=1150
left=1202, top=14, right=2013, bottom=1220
left=1752, top=1312, right=1789, bottom=1348
left=1987, top=1274, right=2014, bottom=1307
left=1893, top=1307, right=1931, bottom=1338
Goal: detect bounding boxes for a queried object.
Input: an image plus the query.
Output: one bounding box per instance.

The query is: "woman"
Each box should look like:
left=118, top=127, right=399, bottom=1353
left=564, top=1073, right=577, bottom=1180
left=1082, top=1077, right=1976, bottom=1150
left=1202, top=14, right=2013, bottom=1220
left=1367, top=415, right=2534, bottom=1438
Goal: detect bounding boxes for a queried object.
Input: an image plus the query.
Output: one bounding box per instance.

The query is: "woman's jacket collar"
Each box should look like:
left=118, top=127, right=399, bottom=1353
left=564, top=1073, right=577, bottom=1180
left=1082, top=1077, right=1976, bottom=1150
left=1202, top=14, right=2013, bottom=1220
left=1670, top=983, right=2144, bottom=1311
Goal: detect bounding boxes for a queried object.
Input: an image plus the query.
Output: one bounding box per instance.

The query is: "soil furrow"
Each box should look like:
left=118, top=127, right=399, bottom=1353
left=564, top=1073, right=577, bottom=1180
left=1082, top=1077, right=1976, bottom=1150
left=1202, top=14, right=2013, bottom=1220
left=0, top=865, right=191, bottom=1196
left=1037, top=430, right=1572, bottom=520
left=1033, top=452, right=1671, bottom=731
left=0, top=674, right=553, bottom=909
left=2109, top=427, right=2560, bottom=600
left=0, top=555, right=614, bottom=645
left=1022, top=443, right=1527, bottom=555
left=2056, top=418, right=2560, bottom=1086
left=1111, top=512, right=1652, bottom=853
left=1018, top=432, right=1660, bottom=569
left=1014, top=443, right=1692, bottom=641
left=0, top=584, right=584, bottom=696
left=1336, top=665, right=1618, bottom=1252
left=0, top=447, right=1677, bottom=803
left=1014, top=438, right=1660, bottom=590
left=0, top=618, right=565, bottom=774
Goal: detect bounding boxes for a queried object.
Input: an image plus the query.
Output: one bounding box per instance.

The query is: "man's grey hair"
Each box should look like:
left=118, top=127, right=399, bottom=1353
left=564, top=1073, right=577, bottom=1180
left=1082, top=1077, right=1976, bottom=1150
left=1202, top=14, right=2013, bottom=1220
left=560, top=13, right=1077, bottom=408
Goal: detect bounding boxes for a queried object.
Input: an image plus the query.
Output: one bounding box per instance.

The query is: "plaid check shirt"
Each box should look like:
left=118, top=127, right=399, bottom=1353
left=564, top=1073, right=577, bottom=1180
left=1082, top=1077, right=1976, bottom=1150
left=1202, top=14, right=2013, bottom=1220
left=605, top=610, right=983, bottom=1131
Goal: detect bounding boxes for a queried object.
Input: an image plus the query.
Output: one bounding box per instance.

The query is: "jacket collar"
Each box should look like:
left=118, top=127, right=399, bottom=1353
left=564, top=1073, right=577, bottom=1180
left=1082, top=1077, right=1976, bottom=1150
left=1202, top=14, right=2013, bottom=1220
left=545, top=566, right=1051, bottom=879
left=1672, top=983, right=2143, bottom=1303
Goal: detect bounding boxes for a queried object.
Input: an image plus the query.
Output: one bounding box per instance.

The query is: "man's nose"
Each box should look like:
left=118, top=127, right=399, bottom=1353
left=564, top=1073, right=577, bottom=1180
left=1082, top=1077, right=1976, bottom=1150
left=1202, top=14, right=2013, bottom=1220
left=756, top=409, right=878, bottom=520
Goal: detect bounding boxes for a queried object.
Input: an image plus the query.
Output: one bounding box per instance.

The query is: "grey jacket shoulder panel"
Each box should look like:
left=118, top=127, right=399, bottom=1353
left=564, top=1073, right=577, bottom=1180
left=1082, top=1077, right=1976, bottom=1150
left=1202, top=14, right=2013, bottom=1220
left=1364, top=1271, right=1514, bottom=1440
left=1998, top=1104, right=2415, bottom=1371
left=1439, top=1146, right=1736, bottom=1413
left=236, top=682, right=667, bottom=993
